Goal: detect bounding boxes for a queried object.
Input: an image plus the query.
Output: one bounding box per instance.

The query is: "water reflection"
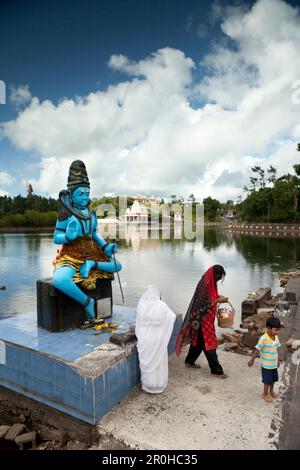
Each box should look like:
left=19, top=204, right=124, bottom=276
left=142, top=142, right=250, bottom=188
left=0, top=229, right=299, bottom=326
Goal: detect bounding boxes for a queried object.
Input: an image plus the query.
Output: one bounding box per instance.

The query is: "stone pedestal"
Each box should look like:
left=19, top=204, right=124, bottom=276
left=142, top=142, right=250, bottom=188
left=37, top=277, right=113, bottom=332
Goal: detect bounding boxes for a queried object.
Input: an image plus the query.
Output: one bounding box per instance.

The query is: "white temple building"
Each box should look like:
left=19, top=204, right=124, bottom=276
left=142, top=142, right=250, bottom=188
left=131, top=194, right=161, bottom=205
left=125, top=200, right=148, bottom=223
left=174, top=212, right=182, bottom=223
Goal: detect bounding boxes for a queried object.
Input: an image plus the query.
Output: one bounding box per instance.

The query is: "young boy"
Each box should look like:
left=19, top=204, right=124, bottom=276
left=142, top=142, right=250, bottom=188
left=248, top=317, right=281, bottom=403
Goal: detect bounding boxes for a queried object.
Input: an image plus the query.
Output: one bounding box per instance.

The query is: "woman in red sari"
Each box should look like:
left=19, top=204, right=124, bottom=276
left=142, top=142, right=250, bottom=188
left=175, top=265, right=228, bottom=379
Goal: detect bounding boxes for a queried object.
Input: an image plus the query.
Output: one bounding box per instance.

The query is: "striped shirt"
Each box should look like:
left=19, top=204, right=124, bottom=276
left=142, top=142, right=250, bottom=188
left=255, top=333, right=281, bottom=370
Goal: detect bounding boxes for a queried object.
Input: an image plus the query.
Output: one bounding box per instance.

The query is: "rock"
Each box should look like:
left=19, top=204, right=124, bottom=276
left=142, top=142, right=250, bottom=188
left=291, top=340, right=300, bottom=350
left=286, top=338, right=294, bottom=348
left=264, top=301, right=277, bottom=307
left=222, top=333, right=239, bottom=343
left=110, top=330, right=137, bottom=347
left=257, top=308, right=274, bottom=319
left=224, top=342, right=238, bottom=351
left=15, top=431, right=37, bottom=450
left=236, top=347, right=251, bottom=356
left=38, top=426, right=68, bottom=446
left=0, top=425, right=10, bottom=439
left=4, top=423, right=27, bottom=441
left=234, top=328, right=246, bottom=334
left=248, top=322, right=256, bottom=329
left=241, top=333, right=260, bottom=349
left=285, top=292, right=297, bottom=303
left=19, top=414, right=26, bottom=423
left=232, top=331, right=242, bottom=339
left=37, top=441, right=62, bottom=450
left=243, top=314, right=258, bottom=324
left=242, top=300, right=256, bottom=317
left=66, top=440, right=87, bottom=450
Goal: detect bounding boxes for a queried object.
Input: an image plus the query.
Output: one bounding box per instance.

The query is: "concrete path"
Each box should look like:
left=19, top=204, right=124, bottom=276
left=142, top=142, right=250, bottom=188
left=97, top=348, right=284, bottom=450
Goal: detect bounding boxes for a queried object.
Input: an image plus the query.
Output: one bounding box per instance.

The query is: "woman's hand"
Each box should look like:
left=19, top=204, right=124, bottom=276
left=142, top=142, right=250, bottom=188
left=217, top=295, right=228, bottom=303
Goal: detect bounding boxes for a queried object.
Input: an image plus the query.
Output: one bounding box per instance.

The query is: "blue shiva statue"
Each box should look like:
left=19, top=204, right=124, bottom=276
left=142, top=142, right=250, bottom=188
left=53, top=160, right=122, bottom=322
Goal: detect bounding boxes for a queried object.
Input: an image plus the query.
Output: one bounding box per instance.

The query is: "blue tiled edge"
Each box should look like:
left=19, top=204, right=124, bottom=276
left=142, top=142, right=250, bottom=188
left=0, top=316, right=182, bottom=424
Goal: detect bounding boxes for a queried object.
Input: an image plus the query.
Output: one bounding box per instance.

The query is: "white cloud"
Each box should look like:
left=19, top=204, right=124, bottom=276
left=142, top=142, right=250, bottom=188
left=0, top=171, right=15, bottom=186
left=0, top=189, right=10, bottom=197
left=1, top=0, right=300, bottom=201
left=9, top=85, right=32, bottom=107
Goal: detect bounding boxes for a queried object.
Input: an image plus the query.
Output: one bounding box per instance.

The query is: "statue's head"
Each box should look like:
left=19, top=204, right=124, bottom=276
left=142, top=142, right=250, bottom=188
left=67, top=160, right=90, bottom=210
left=71, top=187, right=90, bottom=210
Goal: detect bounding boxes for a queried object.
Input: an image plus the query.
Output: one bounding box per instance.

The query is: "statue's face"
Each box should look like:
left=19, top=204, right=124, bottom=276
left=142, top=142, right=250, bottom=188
left=71, top=187, right=90, bottom=210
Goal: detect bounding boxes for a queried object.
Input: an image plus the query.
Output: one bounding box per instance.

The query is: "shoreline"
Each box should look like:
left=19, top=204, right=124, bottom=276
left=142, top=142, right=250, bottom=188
left=1, top=221, right=300, bottom=233
left=205, top=222, right=300, bottom=234
left=0, top=227, right=54, bottom=233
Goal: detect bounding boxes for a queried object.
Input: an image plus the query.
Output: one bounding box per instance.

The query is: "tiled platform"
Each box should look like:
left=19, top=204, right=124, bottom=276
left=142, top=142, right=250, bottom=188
left=0, top=306, right=137, bottom=362
left=0, top=306, right=181, bottom=424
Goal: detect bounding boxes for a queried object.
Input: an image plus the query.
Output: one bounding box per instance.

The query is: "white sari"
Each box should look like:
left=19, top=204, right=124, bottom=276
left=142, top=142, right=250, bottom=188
left=136, top=286, right=176, bottom=393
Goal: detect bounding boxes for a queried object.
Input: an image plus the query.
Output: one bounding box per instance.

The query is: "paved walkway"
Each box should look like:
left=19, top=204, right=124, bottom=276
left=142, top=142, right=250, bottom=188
left=97, top=348, right=285, bottom=450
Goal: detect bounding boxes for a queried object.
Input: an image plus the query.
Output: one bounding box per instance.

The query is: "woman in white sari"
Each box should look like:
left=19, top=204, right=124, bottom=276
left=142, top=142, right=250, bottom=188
left=136, top=286, right=176, bottom=394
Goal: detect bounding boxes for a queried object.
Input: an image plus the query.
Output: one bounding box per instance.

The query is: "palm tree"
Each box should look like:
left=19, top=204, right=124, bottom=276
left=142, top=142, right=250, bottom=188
left=267, top=165, right=277, bottom=186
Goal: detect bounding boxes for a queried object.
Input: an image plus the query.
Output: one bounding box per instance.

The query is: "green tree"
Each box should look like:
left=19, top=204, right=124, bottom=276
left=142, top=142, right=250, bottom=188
left=267, top=165, right=277, bottom=186
left=203, top=197, right=221, bottom=221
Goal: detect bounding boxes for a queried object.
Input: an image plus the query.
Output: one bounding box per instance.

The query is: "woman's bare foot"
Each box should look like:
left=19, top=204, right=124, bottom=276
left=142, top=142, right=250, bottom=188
left=270, top=390, right=279, bottom=399
left=212, top=373, right=228, bottom=380
left=262, top=394, right=273, bottom=403
left=185, top=363, right=202, bottom=369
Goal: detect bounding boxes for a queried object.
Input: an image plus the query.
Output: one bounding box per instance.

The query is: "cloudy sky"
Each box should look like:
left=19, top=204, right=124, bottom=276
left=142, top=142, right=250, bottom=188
left=0, top=0, right=299, bottom=201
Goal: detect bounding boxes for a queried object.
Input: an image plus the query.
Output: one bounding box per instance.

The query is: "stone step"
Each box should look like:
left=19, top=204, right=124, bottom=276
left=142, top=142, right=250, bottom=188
left=4, top=423, right=27, bottom=441
left=284, top=278, right=300, bottom=304
left=0, top=425, right=10, bottom=439
left=15, top=431, right=37, bottom=450
left=242, top=288, right=271, bottom=318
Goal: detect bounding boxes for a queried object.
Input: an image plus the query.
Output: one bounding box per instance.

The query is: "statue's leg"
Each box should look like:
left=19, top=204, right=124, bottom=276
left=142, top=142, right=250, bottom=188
left=80, top=258, right=122, bottom=277
left=96, top=259, right=122, bottom=273
left=53, top=266, right=95, bottom=321
left=80, top=260, right=96, bottom=279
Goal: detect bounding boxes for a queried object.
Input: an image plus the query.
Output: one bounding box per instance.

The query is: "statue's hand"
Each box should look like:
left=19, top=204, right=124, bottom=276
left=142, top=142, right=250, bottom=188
left=66, top=217, right=80, bottom=241
left=104, top=242, right=118, bottom=256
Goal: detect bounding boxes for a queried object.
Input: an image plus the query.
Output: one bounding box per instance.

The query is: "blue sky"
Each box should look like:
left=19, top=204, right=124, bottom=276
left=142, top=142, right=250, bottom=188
left=0, top=0, right=300, bottom=200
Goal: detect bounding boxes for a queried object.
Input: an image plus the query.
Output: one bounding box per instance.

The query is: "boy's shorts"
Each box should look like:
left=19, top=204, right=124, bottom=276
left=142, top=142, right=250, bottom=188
left=261, top=367, right=278, bottom=385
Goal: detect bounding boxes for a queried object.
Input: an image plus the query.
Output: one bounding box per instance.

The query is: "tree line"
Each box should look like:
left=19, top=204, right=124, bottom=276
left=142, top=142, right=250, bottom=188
left=0, top=193, right=59, bottom=227
left=204, top=164, right=300, bottom=222
left=1, top=164, right=300, bottom=227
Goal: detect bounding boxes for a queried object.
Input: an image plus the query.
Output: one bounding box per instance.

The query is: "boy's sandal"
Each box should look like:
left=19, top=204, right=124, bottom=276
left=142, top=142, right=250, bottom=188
left=212, top=373, right=228, bottom=379
left=185, top=363, right=202, bottom=369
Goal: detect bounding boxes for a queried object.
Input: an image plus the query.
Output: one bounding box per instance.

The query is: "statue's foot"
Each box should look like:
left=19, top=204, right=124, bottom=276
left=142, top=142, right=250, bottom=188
left=84, top=297, right=95, bottom=322
left=80, top=260, right=96, bottom=279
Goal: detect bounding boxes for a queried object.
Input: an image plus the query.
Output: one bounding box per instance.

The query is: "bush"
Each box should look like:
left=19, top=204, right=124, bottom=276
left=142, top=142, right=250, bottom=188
left=0, top=210, right=58, bottom=227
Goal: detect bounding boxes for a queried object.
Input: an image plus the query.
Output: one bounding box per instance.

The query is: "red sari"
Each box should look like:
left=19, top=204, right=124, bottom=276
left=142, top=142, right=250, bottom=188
left=175, top=266, right=219, bottom=355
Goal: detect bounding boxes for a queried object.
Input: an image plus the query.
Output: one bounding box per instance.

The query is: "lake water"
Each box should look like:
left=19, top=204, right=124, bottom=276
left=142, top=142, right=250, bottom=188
left=0, top=226, right=299, bottom=328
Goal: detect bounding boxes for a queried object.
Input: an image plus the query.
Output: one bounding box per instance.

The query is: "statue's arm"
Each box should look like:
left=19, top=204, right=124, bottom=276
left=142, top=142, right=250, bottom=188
left=53, top=218, right=70, bottom=244
left=91, top=212, right=107, bottom=248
